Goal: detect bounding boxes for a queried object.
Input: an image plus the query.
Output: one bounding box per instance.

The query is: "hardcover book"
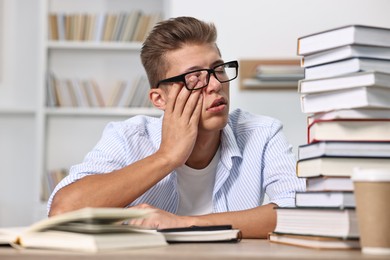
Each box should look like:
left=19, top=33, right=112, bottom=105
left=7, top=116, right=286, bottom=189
left=307, top=119, right=390, bottom=143
left=297, top=24, right=390, bottom=55
left=298, top=71, right=390, bottom=94
left=295, top=191, right=355, bottom=208
left=301, top=44, right=390, bottom=68
left=158, top=225, right=242, bottom=243
left=305, top=176, right=354, bottom=192
left=300, top=86, right=390, bottom=114
left=296, top=156, right=390, bottom=178
left=298, top=141, right=390, bottom=160
left=304, top=58, right=390, bottom=80
left=274, top=207, right=359, bottom=238
left=268, top=232, right=360, bottom=250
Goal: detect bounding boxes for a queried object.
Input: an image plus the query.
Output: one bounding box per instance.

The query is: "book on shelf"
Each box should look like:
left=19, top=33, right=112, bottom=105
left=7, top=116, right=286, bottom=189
left=108, top=80, right=127, bottom=107
left=48, top=14, right=59, bottom=41
left=0, top=207, right=167, bottom=252
left=307, top=119, right=390, bottom=143
left=304, top=58, right=390, bottom=80
left=298, top=71, right=390, bottom=94
left=300, top=86, right=390, bottom=114
left=132, top=14, right=151, bottom=42
left=93, top=13, right=106, bottom=42
left=274, top=207, right=359, bottom=238
left=301, top=44, right=390, bottom=68
left=295, top=191, right=355, bottom=208
left=298, top=141, right=390, bottom=161
left=297, top=24, right=390, bottom=55
left=255, top=64, right=304, bottom=81
left=268, top=233, right=360, bottom=250
left=46, top=72, right=59, bottom=107
left=307, top=108, right=390, bottom=125
left=158, top=225, right=242, bottom=243
left=108, top=76, right=150, bottom=108
left=296, top=156, right=390, bottom=178
left=241, top=78, right=298, bottom=89
left=111, top=12, right=127, bottom=42
left=53, top=75, right=152, bottom=108
left=305, top=176, right=354, bottom=192
left=55, top=79, right=75, bottom=107
left=103, top=13, right=117, bottom=42
left=120, top=10, right=141, bottom=42
left=48, top=11, right=160, bottom=43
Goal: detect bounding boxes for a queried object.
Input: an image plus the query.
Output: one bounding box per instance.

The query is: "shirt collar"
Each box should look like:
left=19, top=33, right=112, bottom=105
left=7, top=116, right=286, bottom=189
left=220, top=123, right=243, bottom=170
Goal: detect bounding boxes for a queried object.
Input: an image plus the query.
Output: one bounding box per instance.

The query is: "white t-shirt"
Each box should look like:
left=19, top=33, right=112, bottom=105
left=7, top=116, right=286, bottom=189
left=176, top=148, right=220, bottom=216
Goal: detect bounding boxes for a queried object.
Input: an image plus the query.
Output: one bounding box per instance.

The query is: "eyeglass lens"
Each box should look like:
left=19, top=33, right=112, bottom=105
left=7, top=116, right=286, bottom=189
left=184, top=63, right=237, bottom=90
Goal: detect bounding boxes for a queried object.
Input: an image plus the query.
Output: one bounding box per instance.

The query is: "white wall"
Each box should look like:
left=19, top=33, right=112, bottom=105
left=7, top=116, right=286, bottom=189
left=167, top=0, right=390, bottom=153
left=1, top=0, right=390, bottom=227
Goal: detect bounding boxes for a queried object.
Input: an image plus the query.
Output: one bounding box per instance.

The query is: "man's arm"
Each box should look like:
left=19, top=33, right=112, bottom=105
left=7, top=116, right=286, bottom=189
left=49, top=85, right=203, bottom=216
left=129, top=203, right=277, bottom=239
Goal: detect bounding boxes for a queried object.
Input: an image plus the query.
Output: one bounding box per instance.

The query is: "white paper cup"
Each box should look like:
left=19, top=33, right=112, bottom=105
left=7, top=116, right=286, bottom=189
left=352, top=168, right=390, bottom=255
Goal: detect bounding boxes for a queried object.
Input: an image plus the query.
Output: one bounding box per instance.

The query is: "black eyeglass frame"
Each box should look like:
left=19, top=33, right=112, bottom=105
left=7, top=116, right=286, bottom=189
left=155, top=60, right=239, bottom=90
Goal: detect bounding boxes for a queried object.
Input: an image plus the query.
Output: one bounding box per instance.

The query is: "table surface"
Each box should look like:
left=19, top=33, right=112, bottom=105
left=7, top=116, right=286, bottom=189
left=0, top=239, right=389, bottom=260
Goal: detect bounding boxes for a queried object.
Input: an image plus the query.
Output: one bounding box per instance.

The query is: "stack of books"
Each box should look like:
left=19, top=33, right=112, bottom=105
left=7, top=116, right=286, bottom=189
left=269, top=24, right=390, bottom=250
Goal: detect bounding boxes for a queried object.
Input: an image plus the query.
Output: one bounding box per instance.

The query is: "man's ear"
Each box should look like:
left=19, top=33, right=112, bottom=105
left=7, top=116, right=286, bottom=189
left=149, top=88, right=167, bottom=110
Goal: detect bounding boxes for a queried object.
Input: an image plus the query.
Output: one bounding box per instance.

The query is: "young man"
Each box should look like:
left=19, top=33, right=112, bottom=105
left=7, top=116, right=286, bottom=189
left=48, top=16, right=305, bottom=238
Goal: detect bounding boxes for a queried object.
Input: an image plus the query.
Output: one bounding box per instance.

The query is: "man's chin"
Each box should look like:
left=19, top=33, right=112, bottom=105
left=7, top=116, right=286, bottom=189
left=199, top=115, right=229, bottom=132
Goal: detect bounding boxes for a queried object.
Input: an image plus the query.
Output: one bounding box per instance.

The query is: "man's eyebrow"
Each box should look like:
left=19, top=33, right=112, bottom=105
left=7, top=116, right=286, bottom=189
left=185, top=60, right=225, bottom=72
left=212, top=60, right=225, bottom=67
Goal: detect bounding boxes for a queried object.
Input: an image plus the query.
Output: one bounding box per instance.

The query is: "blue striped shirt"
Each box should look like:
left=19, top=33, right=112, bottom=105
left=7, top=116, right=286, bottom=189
left=47, top=108, right=306, bottom=213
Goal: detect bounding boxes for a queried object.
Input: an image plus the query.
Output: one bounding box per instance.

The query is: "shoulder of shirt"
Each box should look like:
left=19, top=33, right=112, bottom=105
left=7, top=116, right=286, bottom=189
left=106, top=115, right=162, bottom=135
left=228, top=108, right=282, bottom=131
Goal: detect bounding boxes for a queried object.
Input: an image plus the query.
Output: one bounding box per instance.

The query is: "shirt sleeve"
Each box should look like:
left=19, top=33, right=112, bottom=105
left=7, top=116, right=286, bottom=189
left=262, top=120, right=306, bottom=207
left=46, top=120, right=140, bottom=213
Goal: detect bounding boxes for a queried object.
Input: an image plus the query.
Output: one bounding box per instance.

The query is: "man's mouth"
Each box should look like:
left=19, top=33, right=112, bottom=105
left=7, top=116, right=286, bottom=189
left=207, top=97, right=227, bottom=111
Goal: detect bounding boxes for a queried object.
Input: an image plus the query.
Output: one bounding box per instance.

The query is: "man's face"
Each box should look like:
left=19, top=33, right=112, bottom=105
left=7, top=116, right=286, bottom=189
left=162, top=43, right=230, bottom=133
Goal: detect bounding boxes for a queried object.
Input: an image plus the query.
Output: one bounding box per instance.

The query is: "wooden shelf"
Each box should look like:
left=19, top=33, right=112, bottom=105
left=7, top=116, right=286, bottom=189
left=239, top=59, right=302, bottom=90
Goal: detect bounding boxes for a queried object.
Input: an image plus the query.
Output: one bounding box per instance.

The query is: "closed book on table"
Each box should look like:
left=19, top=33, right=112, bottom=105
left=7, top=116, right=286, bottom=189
left=305, top=176, right=353, bottom=192
left=274, top=207, right=359, bottom=238
left=158, top=225, right=242, bottom=243
left=298, top=141, right=390, bottom=160
left=307, top=108, right=390, bottom=125
left=297, top=24, right=390, bottom=55
left=301, top=44, right=390, bottom=68
left=298, top=71, right=390, bottom=94
left=300, top=86, right=390, bottom=114
left=295, top=191, right=355, bottom=208
left=304, top=58, right=390, bottom=80
left=307, top=119, right=390, bottom=143
left=268, top=232, right=360, bottom=250
left=296, top=156, right=390, bottom=178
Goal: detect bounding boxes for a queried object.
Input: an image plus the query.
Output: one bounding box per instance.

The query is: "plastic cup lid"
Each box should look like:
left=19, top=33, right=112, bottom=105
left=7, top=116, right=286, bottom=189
left=352, top=168, right=390, bottom=182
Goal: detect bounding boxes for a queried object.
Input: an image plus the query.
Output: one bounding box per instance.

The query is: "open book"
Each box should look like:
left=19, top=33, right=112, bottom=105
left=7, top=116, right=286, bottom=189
left=0, top=207, right=167, bottom=253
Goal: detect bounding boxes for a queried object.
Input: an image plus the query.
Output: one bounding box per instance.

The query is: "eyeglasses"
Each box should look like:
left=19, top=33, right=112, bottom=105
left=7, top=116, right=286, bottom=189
left=155, top=60, right=239, bottom=90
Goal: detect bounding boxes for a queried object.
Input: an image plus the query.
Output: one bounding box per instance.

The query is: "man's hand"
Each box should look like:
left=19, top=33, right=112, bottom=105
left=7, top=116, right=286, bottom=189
left=127, top=203, right=277, bottom=238
left=157, top=78, right=203, bottom=168
left=128, top=204, right=194, bottom=229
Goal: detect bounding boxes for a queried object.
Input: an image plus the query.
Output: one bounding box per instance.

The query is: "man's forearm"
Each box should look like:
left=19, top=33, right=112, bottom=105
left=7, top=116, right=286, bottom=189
left=49, top=153, right=176, bottom=216
left=190, top=203, right=277, bottom=238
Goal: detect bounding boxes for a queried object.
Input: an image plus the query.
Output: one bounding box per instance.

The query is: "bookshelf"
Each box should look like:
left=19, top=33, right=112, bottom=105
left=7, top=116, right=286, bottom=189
left=0, top=0, right=166, bottom=226
left=39, top=0, right=166, bottom=204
